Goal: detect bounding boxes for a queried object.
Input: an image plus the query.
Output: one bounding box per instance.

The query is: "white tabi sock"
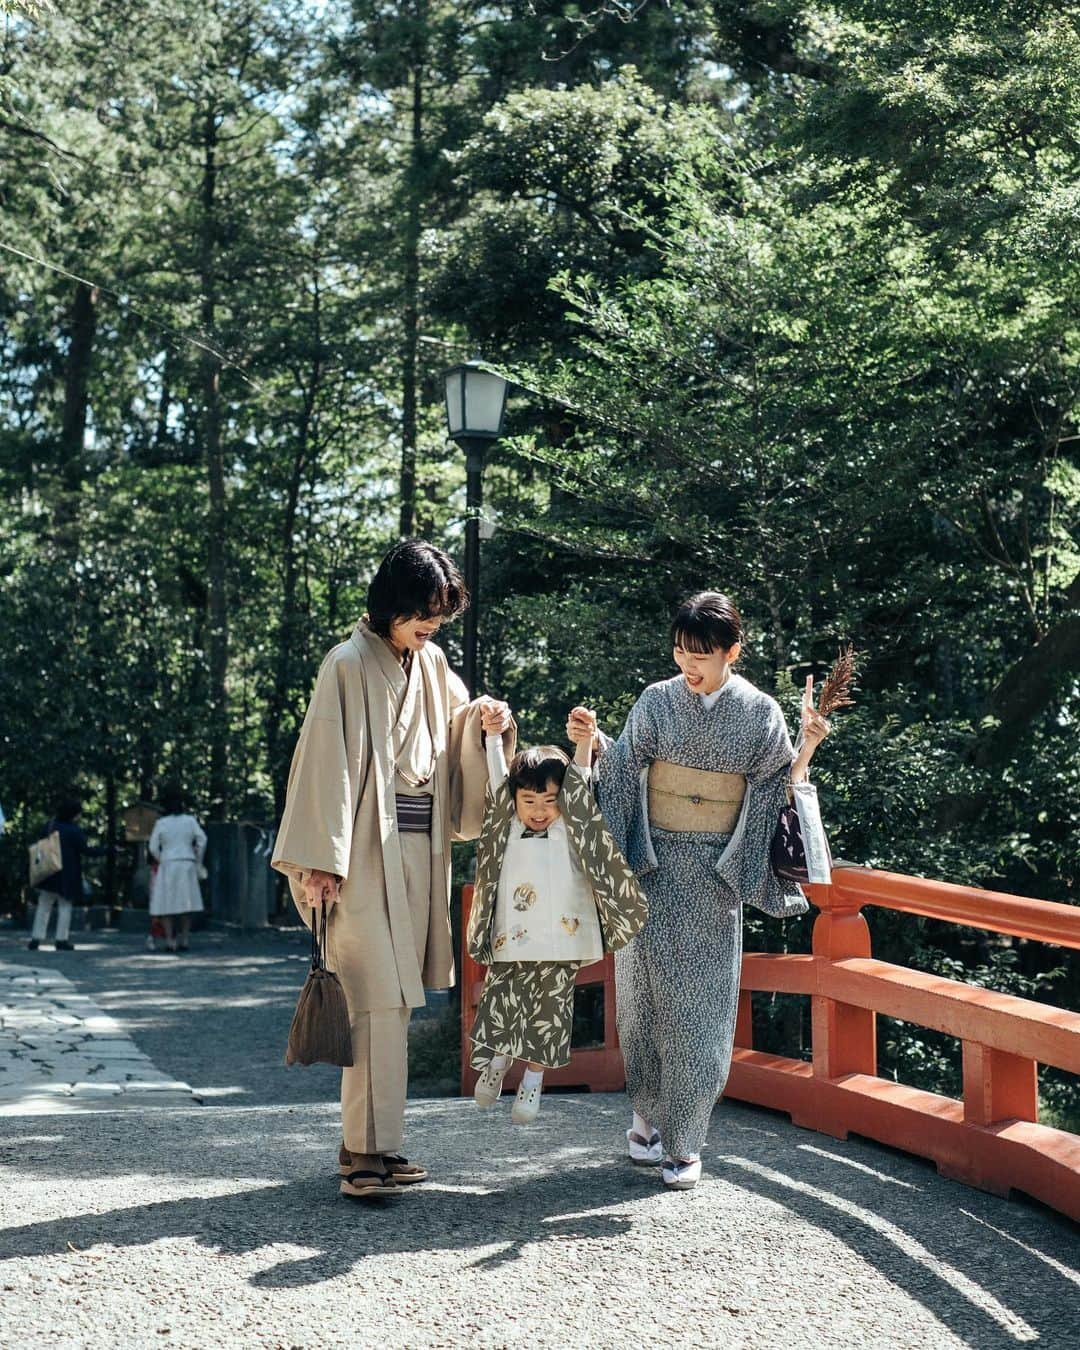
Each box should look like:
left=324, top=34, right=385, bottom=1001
left=489, top=1054, right=509, bottom=1071
left=522, top=1068, right=544, bottom=1089
left=632, top=1111, right=655, bottom=1140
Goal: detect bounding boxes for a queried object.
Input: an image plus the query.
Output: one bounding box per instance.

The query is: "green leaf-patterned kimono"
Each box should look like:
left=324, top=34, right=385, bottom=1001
left=467, top=763, right=648, bottom=1070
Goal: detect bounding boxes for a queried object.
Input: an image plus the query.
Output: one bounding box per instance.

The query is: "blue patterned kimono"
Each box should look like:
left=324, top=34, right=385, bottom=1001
left=597, top=673, right=807, bottom=1158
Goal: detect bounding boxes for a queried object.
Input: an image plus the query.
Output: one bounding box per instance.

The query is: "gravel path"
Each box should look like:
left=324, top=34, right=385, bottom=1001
left=0, top=930, right=1076, bottom=1349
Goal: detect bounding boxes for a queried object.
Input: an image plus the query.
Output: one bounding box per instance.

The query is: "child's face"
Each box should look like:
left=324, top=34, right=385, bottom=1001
left=514, top=780, right=562, bottom=833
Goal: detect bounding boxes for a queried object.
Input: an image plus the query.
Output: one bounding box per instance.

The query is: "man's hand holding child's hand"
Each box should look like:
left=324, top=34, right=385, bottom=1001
left=479, top=698, right=512, bottom=738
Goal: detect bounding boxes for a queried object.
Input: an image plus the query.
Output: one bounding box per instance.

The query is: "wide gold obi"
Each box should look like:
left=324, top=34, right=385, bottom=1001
left=647, top=761, right=746, bottom=834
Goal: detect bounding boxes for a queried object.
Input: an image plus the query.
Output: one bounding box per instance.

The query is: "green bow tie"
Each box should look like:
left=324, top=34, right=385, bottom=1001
left=520, top=827, right=549, bottom=839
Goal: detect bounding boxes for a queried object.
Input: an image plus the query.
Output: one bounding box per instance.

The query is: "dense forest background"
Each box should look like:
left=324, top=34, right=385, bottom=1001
left=1, top=1, right=1078, bottom=1116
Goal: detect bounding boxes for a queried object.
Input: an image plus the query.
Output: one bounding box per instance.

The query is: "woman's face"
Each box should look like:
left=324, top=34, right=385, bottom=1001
left=388, top=612, right=445, bottom=655
left=673, top=640, right=740, bottom=694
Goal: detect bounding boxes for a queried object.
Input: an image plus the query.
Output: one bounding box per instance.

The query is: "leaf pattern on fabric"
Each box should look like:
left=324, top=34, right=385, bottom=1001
left=470, top=961, right=581, bottom=1070
left=467, top=768, right=648, bottom=964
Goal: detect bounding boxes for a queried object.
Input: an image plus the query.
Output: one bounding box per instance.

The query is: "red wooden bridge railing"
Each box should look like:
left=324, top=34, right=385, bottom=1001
left=458, top=868, right=1080, bottom=1222
left=728, top=866, right=1080, bottom=1222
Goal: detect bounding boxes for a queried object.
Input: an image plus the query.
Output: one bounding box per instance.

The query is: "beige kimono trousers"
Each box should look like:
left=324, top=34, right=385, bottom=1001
left=272, top=619, right=511, bottom=1010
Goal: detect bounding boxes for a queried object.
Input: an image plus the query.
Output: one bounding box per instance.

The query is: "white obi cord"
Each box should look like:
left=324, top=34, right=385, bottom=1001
left=491, top=818, right=604, bottom=963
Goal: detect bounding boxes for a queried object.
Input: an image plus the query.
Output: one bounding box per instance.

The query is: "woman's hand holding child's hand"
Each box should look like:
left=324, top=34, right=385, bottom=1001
left=567, top=706, right=598, bottom=764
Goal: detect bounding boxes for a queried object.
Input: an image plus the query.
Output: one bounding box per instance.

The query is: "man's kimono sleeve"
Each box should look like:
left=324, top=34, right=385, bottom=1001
left=448, top=669, right=515, bottom=842
left=272, top=655, right=365, bottom=886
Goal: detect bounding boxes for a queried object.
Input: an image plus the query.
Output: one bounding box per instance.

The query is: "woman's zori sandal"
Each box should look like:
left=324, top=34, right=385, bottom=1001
left=626, top=1128, right=664, bottom=1167
left=661, top=1156, right=702, bottom=1191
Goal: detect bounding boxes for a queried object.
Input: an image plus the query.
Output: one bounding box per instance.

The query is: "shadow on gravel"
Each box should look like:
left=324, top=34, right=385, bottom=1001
left=0, top=931, right=454, bottom=1106
left=0, top=1163, right=640, bottom=1287
left=708, top=1143, right=1080, bottom=1350
left=2, top=1104, right=1079, bottom=1350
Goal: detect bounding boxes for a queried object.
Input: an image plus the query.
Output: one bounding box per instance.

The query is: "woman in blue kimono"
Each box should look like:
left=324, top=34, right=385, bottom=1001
left=569, top=592, right=830, bottom=1190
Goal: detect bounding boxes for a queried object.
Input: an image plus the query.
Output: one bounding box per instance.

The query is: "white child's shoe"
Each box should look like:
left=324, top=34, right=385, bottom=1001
left=511, top=1073, right=543, bottom=1124
left=661, top=1156, right=702, bottom=1190
left=626, top=1127, right=663, bottom=1167
left=473, top=1057, right=510, bottom=1108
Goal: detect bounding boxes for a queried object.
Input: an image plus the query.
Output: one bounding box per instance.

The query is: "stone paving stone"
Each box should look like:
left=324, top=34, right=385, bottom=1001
left=0, top=961, right=196, bottom=1113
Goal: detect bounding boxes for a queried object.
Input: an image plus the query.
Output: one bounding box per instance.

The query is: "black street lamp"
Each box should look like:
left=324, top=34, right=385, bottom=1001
left=443, top=361, right=509, bottom=695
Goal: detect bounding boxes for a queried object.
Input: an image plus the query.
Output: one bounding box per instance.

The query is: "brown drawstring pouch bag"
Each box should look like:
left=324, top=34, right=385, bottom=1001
left=285, top=900, right=354, bottom=1067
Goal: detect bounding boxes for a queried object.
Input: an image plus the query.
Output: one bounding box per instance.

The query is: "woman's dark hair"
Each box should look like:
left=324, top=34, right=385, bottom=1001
left=54, top=795, right=82, bottom=824
left=508, top=745, right=570, bottom=795
left=670, top=591, right=744, bottom=655
left=366, top=540, right=468, bottom=638
left=160, top=784, right=185, bottom=815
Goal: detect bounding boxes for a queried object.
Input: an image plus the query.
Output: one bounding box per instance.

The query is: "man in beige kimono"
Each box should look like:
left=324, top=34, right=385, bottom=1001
left=272, top=541, right=514, bottom=1198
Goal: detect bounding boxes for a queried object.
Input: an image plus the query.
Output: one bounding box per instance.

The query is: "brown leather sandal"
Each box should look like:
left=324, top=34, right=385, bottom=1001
left=380, top=1152, right=427, bottom=1184
left=339, top=1168, right=400, bottom=1199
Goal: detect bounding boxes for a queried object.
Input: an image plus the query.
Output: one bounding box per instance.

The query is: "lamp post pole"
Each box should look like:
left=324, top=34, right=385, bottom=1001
left=461, top=438, right=486, bottom=697
left=443, top=360, right=509, bottom=698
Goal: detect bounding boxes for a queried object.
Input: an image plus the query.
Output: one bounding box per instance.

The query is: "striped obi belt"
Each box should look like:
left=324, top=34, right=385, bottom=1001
left=395, top=793, right=433, bottom=834
left=646, top=761, right=746, bottom=834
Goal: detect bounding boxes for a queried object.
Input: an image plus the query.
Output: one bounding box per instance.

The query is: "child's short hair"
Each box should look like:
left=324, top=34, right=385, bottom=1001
left=508, top=745, right=570, bottom=795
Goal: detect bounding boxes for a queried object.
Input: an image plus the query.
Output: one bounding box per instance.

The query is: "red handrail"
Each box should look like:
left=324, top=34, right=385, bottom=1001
left=727, top=866, right=1080, bottom=1222
left=831, top=865, right=1080, bottom=949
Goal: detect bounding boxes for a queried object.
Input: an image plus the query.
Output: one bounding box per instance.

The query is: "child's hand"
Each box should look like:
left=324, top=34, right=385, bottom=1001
left=566, top=706, right=598, bottom=747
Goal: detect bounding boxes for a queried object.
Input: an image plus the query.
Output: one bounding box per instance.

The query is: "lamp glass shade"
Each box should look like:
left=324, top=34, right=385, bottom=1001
left=444, top=363, right=508, bottom=440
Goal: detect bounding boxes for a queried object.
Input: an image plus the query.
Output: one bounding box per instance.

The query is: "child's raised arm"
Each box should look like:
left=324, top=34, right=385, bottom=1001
left=485, top=730, right=509, bottom=788
left=571, top=708, right=598, bottom=770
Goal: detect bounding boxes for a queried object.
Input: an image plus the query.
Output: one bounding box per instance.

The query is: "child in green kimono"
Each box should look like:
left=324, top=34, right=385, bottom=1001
left=467, top=733, right=647, bottom=1124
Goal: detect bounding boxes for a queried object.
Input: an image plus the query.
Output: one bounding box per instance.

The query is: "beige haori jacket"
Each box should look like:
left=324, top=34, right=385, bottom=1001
left=271, top=619, right=515, bottom=1012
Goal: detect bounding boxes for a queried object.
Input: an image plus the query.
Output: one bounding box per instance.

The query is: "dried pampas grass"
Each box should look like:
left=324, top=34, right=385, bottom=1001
left=817, top=642, right=859, bottom=716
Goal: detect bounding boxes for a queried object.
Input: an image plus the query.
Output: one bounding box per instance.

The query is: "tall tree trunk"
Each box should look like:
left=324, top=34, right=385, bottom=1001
left=103, top=773, right=117, bottom=908
left=200, top=109, right=229, bottom=821
left=399, top=52, right=424, bottom=539
left=269, top=274, right=323, bottom=821
left=55, top=280, right=99, bottom=544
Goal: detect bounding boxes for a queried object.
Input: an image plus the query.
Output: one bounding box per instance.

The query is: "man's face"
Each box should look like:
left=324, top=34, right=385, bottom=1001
left=388, top=612, right=445, bottom=655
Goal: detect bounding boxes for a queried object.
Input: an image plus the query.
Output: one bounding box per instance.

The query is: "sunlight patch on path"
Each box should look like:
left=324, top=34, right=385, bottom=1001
left=0, top=962, right=198, bottom=1114
left=724, top=1155, right=1038, bottom=1343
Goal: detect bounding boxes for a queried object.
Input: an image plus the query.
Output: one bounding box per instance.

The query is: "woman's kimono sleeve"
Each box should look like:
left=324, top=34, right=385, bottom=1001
left=447, top=669, right=516, bottom=841
left=271, top=655, right=365, bottom=886
left=717, top=700, right=808, bottom=918
left=596, top=688, right=659, bottom=872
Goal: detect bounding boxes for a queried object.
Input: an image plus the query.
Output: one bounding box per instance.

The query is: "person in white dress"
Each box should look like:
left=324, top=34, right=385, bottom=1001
left=148, top=786, right=207, bottom=953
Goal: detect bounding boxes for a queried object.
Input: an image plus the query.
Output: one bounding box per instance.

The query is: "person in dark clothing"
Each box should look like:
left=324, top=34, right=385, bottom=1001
left=29, top=796, right=104, bottom=951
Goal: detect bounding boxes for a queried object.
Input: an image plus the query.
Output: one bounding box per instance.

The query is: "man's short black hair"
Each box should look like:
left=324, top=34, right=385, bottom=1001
left=508, top=745, right=570, bottom=795
left=160, top=784, right=185, bottom=815
left=366, top=539, right=468, bottom=638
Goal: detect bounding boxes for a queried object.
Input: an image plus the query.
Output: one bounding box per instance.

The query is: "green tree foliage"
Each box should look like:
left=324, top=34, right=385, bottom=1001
left=0, top=0, right=1076, bottom=1116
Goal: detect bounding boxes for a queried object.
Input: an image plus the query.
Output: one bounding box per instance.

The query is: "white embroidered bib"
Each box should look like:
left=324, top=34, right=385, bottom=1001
left=491, top=818, right=603, bottom=963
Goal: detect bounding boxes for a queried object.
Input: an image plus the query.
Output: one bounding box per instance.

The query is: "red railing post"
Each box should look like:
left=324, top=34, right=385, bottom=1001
left=729, top=865, right=1080, bottom=1221
left=962, top=1042, right=1038, bottom=1128
left=734, top=989, right=753, bottom=1050
left=810, top=877, right=877, bottom=1089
